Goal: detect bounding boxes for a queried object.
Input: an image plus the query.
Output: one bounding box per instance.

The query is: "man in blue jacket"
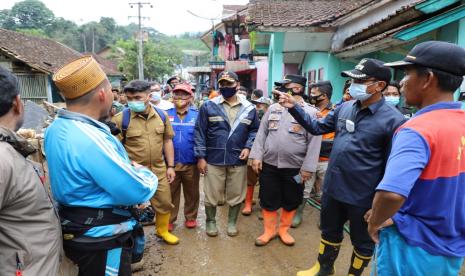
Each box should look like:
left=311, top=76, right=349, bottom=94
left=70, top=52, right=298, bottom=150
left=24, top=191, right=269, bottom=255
left=167, top=83, right=200, bottom=229
left=195, top=71, right=260, bottom=237
left=46, top=56, right=158, bottom=275
left=275, top=59, right=406, bottom=276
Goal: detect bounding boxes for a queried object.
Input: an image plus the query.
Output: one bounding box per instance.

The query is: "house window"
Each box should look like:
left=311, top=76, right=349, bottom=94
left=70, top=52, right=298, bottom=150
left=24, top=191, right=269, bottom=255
left=318, top=68, right=324, bottom=81
left=308, top=70, right=316, bottom=86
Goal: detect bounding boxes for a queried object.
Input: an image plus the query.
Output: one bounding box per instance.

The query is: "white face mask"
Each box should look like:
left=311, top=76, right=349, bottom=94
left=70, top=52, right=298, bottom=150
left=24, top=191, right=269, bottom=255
left=349, top=82, right=378, bottom=102
left=349, top=83, right=370, bottom=101
left=150, top=91, right=161, bottom=101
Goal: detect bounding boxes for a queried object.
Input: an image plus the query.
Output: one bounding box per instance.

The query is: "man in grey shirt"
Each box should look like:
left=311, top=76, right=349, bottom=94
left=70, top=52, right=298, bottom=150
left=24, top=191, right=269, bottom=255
left=250, top=74, right=321, bottom=247
left=0, top=66, right=62, bottom=275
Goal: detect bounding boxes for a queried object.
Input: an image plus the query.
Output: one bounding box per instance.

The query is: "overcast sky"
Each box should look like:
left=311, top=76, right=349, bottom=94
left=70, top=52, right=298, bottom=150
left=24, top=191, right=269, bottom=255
left=1, top=0, right=249, bottom=35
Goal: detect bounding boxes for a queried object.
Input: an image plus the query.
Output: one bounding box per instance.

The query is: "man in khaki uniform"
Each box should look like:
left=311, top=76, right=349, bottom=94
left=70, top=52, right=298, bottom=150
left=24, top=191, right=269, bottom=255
left=113, top=80, right=179, bottom=245
left=0, top=66, right=62, bottom=276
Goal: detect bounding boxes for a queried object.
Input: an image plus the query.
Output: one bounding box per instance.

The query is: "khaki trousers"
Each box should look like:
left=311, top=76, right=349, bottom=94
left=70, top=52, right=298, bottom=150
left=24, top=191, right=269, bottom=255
left=150, top=168, right=174, bottom=214
left=170, top=164, right=200, bottom=223
left=204, top=164, right=247, bottom=207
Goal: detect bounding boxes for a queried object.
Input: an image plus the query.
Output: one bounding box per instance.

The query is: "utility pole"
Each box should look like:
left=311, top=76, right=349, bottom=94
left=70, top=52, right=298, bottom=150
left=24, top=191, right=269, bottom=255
left=129, top=2, right=153, bottom=80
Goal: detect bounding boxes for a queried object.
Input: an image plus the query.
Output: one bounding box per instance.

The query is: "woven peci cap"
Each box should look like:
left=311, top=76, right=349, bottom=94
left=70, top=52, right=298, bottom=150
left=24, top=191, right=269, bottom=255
left=53, top=56, right=107, bottom=99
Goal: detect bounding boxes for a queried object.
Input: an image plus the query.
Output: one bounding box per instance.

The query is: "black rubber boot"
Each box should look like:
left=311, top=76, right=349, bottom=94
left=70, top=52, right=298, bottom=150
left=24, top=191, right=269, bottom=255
left=296, top=239, right=341, bottom=276
left=347, top=250, right=372, bottom=276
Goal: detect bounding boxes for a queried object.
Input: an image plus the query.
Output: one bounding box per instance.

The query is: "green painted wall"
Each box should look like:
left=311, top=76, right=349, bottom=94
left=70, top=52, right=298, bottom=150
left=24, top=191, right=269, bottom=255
left=267, top=32, right=284, bottom=94
left=301, top=52, right=355, bottom=102
left=438, top=21, right=459, bottom=43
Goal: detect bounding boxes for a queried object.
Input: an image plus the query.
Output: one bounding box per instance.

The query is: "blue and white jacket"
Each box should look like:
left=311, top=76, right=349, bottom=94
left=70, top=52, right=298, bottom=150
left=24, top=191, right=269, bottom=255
left=166, top=106, right=199, bottom=165
left=194, top=95, right=259, bottom=166
left=44, top=109, right=158, bottom=238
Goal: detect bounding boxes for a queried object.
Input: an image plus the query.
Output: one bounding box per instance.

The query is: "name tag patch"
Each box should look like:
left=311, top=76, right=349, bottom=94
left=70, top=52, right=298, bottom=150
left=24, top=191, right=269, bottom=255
left=208, top=116, right=224, bottom=122
left=289, top=124, right=303, bottom=134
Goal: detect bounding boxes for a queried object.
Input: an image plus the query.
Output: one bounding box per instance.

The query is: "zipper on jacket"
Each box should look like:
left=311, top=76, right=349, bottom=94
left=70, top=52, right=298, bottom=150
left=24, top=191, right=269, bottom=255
left=16, top=253, right=23, bottom=276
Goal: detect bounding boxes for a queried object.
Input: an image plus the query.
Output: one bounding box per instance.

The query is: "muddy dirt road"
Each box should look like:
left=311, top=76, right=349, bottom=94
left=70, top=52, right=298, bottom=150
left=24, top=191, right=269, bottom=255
left=135, top=179, right=370, bottom=276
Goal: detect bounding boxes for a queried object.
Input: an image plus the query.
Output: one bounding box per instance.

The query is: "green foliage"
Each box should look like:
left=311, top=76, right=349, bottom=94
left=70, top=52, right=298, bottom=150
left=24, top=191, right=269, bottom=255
left=115, top=39, right=182, bottom=81
left=16, top=28, right=48, bottom=38
left=9, top=0, right=54, bottom=29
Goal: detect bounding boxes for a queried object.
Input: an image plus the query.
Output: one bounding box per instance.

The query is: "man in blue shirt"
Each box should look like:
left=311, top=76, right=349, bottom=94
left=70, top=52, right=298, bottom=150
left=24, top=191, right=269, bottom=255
left=368, top=41, right=465, bottom=275
left=275, top=59, right=406, bottom=276
left=166, top=83, right=200, bottom=230
left=46, top=56, right=158, bottom=275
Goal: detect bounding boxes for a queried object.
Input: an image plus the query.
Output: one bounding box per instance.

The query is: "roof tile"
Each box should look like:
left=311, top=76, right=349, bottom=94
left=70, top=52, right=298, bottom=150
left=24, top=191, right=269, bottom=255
left=248, top=0, right=376, bottom=27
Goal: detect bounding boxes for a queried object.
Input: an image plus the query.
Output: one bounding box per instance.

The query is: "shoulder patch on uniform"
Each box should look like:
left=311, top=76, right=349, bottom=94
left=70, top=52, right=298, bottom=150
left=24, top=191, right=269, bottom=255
left=241, top=118, right=252, bottom=125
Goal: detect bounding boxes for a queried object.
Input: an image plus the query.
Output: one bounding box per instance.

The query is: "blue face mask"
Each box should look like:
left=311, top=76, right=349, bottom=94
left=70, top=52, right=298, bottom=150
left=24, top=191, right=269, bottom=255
left=128, top=101, right=147, bottom=113
left=219, top=87, right=237, bottom=98
left=385, top=96, right=400, bottom=106
left=349, top=83, right=373, bottom=102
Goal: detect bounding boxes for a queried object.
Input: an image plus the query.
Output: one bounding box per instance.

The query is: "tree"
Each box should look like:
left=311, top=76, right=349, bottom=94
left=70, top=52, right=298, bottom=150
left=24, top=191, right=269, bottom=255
left=46, top=17, right=82, bottom=51
left=9, top=0, right=54, bottom=30
left=0, top=9, right=15, bottom=29
left=115, top=39, right=182, bottom=81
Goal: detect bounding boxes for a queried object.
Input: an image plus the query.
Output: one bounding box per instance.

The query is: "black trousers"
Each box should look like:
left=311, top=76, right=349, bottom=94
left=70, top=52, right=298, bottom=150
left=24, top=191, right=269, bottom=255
left=64, top=233, right=133, bottom=276
left=259, top=162, right=303, bottom=211
left=320, top=194, right=374, bottom=257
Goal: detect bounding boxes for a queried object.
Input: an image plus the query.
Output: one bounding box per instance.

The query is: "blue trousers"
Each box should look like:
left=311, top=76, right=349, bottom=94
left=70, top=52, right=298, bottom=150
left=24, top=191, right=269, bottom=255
left=372, top=226, right=464, bottom=276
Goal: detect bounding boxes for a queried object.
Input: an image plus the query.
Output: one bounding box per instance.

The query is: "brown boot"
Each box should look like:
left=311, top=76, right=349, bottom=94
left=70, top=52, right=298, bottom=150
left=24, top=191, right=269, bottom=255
left=278, top=209, right=296, bottom=246
left=255, top=209, right=278, bottom=246
left=241, top=185, right=255, bottom=216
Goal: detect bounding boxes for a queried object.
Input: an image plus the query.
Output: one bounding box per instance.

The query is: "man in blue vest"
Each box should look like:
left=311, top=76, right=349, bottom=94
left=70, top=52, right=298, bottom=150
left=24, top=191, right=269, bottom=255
left=167, top=83, right=200, bottom=229
left=194, top=71, right=260, bottom=237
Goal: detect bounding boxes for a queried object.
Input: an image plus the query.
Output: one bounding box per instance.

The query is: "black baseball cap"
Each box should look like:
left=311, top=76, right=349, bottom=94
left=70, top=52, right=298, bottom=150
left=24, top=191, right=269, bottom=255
left=384, top=41, right=465, bottom=76
left=218, top=71, right=239, bottom=83
left=310, top=80, right=332, bottom=90
left=341, top=58, right=391, bottom=83
left=167, top=76, right=181, bottom=85
left=274, top=74, right=307, bottom=87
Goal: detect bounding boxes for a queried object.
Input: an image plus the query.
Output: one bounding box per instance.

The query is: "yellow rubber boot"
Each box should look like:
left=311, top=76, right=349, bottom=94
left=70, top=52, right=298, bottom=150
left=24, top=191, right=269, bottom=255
left=155, top=212, right=179, bottom=245
left=296, top=239, right=340, bottom=276
left=296, top=262, right=323, bottom=276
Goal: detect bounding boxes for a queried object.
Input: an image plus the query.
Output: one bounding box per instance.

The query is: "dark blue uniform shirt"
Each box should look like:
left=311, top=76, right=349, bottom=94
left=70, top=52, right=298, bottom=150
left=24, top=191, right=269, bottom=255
left=289, top=98, right=406, bottom=208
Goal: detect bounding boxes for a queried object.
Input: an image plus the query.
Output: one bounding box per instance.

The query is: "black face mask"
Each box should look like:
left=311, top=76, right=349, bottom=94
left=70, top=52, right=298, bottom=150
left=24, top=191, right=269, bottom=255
left=310, top=94, right=325, bottom=105
left=276, top=86, right=290, bottom=93
left=219, top=87, right=237, bottom=98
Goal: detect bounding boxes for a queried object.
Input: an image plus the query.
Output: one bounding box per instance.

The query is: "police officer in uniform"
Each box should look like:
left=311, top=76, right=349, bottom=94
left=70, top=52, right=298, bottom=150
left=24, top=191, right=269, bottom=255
left=250, top=74, right=322, bottom=246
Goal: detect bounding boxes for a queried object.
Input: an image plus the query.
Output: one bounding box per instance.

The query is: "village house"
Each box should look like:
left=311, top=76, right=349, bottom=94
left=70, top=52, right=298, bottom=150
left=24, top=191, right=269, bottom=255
left=245, top=0, right=465, bottom=102
left=0, top=28, right=124, bottom=104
